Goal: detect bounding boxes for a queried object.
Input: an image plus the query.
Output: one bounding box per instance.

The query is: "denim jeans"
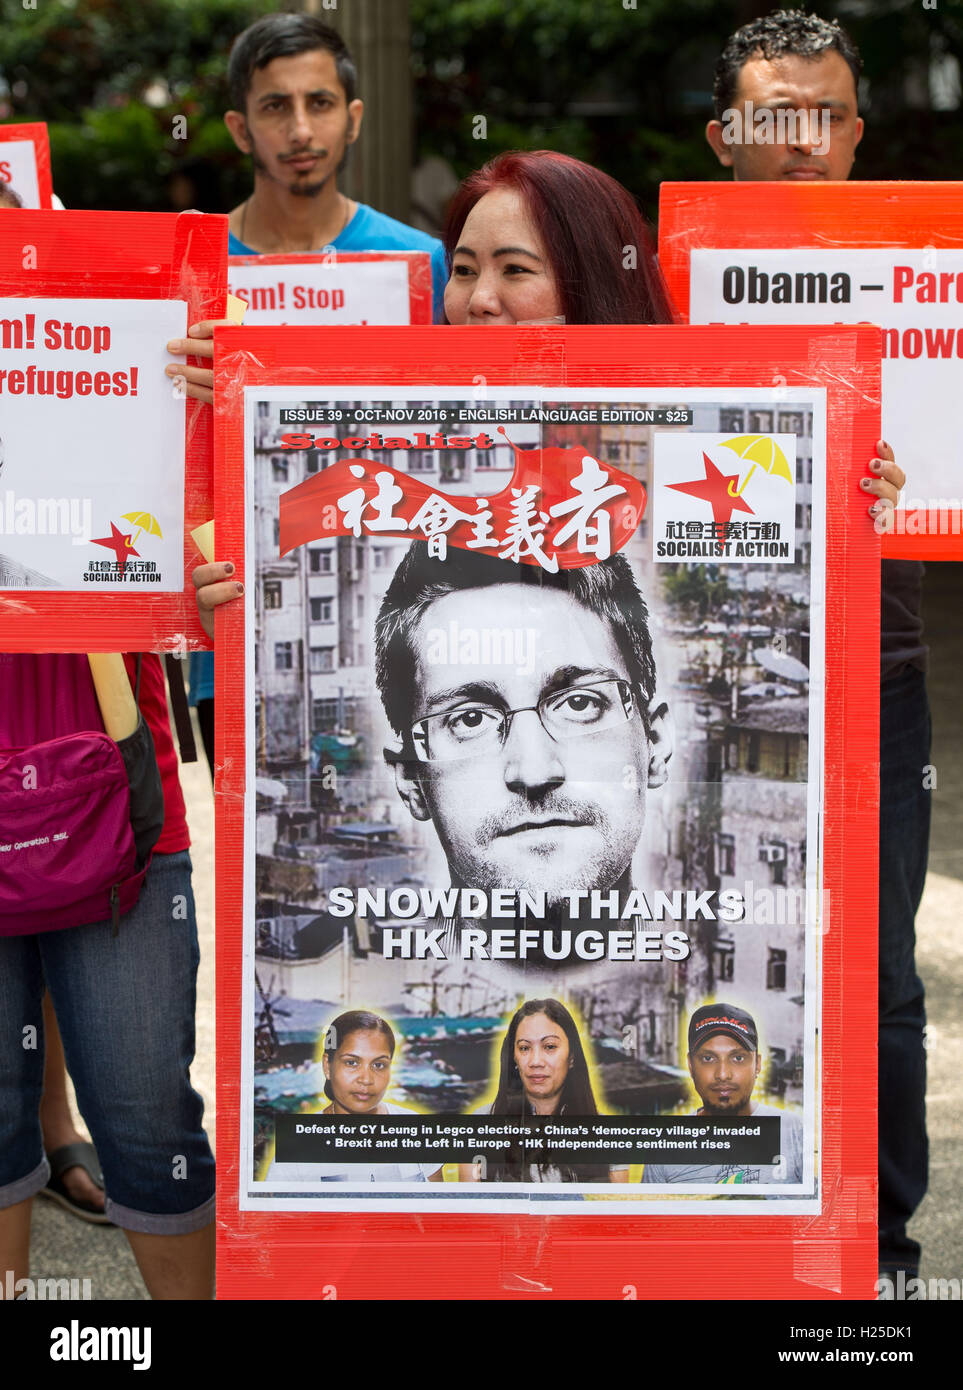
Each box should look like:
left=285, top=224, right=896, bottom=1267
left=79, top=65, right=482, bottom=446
left=0, top=851, right=215, bottom=1233
left=878, top=668, right=931, bottom=1272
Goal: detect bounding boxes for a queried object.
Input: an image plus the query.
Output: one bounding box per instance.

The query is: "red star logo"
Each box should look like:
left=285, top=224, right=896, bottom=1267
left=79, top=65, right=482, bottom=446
left=667, top=452, right=756, bottom=528
left=91, top=521, right=139, bottom=573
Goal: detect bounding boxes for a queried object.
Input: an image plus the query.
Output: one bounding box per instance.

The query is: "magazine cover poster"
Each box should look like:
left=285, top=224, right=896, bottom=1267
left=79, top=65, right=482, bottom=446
left=240, top=382, right=825, bottom=1214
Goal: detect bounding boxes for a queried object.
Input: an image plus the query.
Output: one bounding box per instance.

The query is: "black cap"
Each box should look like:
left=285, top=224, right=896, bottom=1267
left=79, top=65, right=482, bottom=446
left=688, top=1003, right=758, bottom=1052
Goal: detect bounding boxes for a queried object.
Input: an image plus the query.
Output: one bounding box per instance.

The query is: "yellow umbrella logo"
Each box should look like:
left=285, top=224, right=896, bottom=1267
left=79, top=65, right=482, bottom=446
left=719, top=435, right=794, bottom=498
left=121, top=511, right=164, bottom=548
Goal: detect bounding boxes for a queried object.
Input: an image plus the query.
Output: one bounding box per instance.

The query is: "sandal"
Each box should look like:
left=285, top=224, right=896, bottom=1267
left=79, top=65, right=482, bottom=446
left=38, top=1142, right=113, bottom=1225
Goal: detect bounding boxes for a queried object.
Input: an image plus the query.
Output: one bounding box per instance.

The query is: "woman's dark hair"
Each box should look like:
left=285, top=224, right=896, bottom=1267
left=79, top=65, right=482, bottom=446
left=491, top=998, right=597, bottom=1115
left=0, top=186, right=23, bottom=209
left=375, top=544, right=657, bottom=745
left=713, top=10, right=862, bottom=121
left=443, top=150, right=675, bottom=326
left=321, top=1009, right=395, bottom=1102
left=485, top=999, right=607, bottom=1182
left=228, top=14, right=357, bottom=112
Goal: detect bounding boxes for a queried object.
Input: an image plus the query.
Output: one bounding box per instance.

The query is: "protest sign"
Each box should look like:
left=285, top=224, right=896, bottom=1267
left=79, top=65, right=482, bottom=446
left=214, top=323, right=879, bottom=1299
left=658, top=182, right=963, bottom=559
left=228, top=251, right=432, bottom=326
left=0, top=123, right=52, bottom=209
left=0, top=210, right=227, bottom=649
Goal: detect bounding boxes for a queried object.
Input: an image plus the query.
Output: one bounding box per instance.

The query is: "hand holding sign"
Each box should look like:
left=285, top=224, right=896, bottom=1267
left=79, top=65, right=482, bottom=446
left=192, top=561, right=242, bottom=641
left=867, top=440, right=903, bottom=531
left=166, top=319, right=226, bottom=405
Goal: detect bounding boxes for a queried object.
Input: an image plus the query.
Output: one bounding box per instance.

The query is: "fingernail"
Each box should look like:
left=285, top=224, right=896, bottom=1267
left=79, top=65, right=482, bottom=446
left=880, top=440, right=890, bottom=451
left=189, top=324, right=200, bottom=334
left=860, top=477, right=873, bottom=489
left=235, top=582, right=244, bottom=595
left=869, top=459, right=882, bottom=473
left=869, top=503, right=882, bottom=515
left=166, top=340, right=181, bottom=352
left=224, top=562, right=235, bottom=575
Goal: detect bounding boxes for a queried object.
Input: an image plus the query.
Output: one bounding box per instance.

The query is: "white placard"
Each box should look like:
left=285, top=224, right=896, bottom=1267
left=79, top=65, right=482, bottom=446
left=0, top=297, right=187, bottom=590
left=228, top=256, right=418, bottom=326
left=691, top=248, right=963, bottom=508
left=0, top=139, right=42, bottom=209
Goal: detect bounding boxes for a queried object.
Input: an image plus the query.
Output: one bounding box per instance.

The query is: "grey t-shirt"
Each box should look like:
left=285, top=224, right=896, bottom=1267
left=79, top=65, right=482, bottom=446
left=641, top=1104, right=804, bottom=1186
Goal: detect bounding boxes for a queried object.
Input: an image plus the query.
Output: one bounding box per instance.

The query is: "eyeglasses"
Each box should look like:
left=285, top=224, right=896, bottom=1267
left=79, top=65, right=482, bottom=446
left=410, top=679, right=637, bottom=764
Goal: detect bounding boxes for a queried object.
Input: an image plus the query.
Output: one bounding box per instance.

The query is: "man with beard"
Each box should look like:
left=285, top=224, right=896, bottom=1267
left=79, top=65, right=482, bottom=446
left=222, top=13, right=446, bottom=317
left=704, top=7, right=929, bottom=1274
left=375, top=543, right=676, bottom=943
left=642, top=1003, right=804, bottom=1186
left=174, top=13, right=447, bottom=775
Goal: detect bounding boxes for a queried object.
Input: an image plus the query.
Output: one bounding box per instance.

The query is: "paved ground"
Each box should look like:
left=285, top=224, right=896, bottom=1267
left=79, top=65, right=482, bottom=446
left=24, top=564, right=963, bottom=1297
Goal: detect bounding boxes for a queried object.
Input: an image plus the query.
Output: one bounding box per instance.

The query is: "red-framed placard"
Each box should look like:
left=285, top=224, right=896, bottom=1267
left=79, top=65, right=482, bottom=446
left=215, top=324, right=879, bottom=1300
left=0, top=122, right=52, bottom=209
left=228, top=250, right=432, bottom=326
left=658, top=181, right=963, bottom=560
left=0, top=210, right=227, bottom=650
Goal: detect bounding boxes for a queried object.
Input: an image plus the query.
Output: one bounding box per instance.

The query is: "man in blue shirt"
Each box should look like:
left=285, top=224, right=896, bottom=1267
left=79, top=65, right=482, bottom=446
left=185, top=12, right=448, bottom=769
left=223, top=12, right=447, bottom=320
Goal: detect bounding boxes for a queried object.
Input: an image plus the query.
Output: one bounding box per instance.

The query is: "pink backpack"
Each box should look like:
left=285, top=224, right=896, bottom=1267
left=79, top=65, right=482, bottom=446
left=0, top=654, right=164, bottom=936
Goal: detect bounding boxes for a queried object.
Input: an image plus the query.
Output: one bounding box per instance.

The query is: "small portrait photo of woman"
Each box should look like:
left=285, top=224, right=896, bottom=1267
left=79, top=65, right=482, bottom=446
left=265, top=1009, right=443, bottom=1184
left=459, top=998, right=628, bottom=1184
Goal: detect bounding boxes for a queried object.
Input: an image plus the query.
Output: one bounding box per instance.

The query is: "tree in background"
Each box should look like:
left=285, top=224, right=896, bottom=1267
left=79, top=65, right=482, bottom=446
left=0, top=0, right=263, bottom=210
left=0, top=0, right=960, bottom=214
left=411, top=0, right=963, bottom=221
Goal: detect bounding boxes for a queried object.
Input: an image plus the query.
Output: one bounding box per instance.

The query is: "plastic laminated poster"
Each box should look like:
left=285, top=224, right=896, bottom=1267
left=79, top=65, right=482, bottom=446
left=0, top=209, right=227, bottom=651
left=228, top=250, right=433, bottom=327
left=658, top=180, right=963, bottom=561
left=214, top=324, right=880, bottom=1300
left=0, top=122, right=52, bottom=210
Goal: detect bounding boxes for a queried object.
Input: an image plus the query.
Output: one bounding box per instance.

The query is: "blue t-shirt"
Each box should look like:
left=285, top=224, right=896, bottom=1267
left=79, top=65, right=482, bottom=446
left=191, top=206, right=448, bottom=708
left=227, top=201, right=447, bottom=323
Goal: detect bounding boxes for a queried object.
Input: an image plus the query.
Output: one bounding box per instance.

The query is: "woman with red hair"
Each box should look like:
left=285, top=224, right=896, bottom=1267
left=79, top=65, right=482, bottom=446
left=441, top=149, right=674, bottom=327
left=188, top=148, right=899, bottom=626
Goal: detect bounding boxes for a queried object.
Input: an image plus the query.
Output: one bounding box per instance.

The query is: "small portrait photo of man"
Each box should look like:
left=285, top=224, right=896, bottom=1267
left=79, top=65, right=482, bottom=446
left=642, top=1002, right=804, bottom=1187
left=374, top=542, right=672, bottom=914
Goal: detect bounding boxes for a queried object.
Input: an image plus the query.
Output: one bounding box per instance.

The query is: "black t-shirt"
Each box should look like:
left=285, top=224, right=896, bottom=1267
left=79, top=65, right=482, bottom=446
left=881, top=560, right=927, bottom=681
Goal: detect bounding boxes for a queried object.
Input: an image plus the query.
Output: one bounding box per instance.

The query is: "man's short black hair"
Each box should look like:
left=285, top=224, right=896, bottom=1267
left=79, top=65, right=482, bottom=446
left=713, top=9, right=862, bottom=121
left=375, top=542, right=658, bottom=744
left=227, top=13, right=357, bottom=112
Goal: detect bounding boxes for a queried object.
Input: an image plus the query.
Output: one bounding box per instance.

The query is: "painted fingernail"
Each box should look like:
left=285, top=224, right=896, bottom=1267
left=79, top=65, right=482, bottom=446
left=235, top=582, right=245, bottom=595
left=869, top=503, right=882, bottom=515
left=869, top=459, right=882, bottom=473
left=224, top=562, right=235, bottom=575
left=860, top=477, right=873, bottom=489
